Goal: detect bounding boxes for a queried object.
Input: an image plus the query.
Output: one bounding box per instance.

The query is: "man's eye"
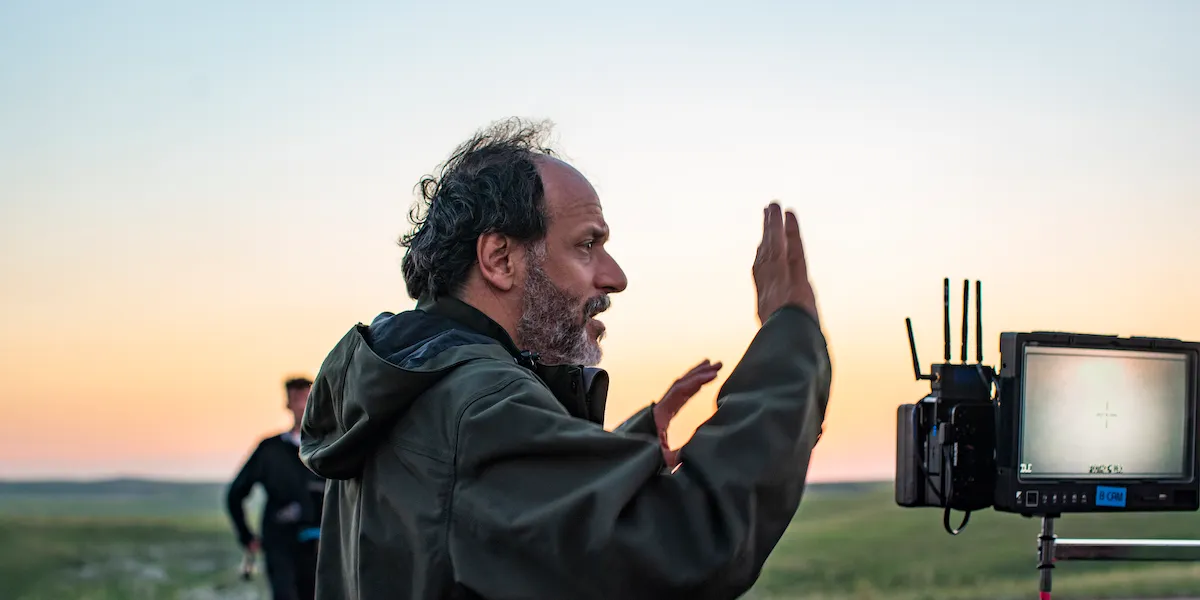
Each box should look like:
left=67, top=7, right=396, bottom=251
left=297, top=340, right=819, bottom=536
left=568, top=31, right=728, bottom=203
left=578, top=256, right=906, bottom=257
left=581, top=241, right=594, bottom=250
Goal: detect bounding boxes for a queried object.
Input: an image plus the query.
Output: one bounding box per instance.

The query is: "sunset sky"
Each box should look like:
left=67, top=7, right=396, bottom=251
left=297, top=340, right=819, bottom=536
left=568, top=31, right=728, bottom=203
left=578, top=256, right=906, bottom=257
left=2, top=1, right=1198, bottom=484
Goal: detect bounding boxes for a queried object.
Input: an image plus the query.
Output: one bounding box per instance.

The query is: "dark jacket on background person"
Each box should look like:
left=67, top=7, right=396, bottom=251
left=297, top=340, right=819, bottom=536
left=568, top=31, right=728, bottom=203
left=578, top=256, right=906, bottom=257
left=227, top=433, right=326, bottom=549
left=299, top=295, right=832, bottom=600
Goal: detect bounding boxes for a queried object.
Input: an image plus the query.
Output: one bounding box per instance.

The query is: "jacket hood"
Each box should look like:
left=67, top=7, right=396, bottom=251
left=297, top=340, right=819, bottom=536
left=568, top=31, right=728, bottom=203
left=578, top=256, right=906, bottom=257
left=299, top=296, right=610, bottom=480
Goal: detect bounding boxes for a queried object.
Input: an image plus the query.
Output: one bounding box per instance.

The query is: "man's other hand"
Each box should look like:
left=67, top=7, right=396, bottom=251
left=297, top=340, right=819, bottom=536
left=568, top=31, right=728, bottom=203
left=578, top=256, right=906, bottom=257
left=753, top=202, right=818, bottom=324
left=654, top=359, right=723, bottom=469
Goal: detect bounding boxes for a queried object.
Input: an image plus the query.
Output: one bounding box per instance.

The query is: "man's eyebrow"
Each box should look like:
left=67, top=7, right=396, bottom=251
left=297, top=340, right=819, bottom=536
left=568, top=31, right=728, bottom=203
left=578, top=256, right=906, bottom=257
left=584, top=225, right=609, bottom=241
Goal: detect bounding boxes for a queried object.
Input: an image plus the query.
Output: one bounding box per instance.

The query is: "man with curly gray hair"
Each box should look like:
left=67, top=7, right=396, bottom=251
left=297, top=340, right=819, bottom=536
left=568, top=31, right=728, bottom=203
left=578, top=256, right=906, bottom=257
left=300, top=118, right=832, bottom=600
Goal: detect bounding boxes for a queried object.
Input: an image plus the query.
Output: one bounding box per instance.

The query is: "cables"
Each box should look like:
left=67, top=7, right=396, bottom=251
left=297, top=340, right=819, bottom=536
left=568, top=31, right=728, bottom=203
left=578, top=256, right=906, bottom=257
left=913, top=404, right=971, bottom=535
left=911, top=392, right=986, bottom=536
left=944, top=504, right=970, bottom=535
left=939, top=366, right=999, bottom=536
left=939, top=442, right=971, bottom=535
left=917, top=414, right=972, bottom=535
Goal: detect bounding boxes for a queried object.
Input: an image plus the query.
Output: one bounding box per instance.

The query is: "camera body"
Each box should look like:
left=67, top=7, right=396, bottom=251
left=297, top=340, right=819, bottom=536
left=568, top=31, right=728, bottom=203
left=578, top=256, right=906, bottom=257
left=895, top=280, right=1200, bottom=534
left=895, top=362, right=997, bottom=514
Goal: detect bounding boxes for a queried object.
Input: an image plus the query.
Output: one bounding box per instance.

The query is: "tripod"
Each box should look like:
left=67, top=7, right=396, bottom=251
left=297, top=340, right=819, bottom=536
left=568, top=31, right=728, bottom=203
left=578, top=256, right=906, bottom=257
left=1035, top=513, right=1200, bottom=599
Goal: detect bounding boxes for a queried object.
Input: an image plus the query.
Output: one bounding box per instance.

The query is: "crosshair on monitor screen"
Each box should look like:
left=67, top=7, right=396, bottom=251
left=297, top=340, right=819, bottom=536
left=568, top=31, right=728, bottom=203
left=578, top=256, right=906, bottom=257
left=1018, top=346, right=1192, bottom=480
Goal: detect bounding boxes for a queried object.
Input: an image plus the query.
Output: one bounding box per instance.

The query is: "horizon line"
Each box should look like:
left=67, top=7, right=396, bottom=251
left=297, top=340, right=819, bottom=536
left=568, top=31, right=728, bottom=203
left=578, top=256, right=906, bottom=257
left=0, top=475, right=895, bottom=486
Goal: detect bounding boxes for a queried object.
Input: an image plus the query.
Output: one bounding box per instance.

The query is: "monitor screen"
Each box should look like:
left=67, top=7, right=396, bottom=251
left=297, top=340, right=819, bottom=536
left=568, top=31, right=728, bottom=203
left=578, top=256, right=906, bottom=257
left=1018, top=346, right=1192, bottom=481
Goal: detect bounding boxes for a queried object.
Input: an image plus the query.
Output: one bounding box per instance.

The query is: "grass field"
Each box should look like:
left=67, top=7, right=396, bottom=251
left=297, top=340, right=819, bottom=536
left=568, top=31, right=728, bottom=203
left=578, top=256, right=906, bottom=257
left=3, top=480, right=1200, bottom=599
left=0, top=480, right=269, bottom=600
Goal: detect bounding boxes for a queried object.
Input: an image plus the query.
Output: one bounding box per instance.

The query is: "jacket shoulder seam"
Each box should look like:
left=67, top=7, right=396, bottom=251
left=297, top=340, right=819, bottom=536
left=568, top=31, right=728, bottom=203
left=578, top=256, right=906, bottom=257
left=448, top=368, right=542, bottom=469
left=443, top=368, right=545, bottom=569
left=333, top=330, right=361, bottom=433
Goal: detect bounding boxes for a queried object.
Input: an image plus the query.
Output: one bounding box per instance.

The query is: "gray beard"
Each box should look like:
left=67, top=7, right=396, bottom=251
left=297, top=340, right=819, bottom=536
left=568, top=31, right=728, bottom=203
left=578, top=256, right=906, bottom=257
left=516, top=254, right=609, bottom=366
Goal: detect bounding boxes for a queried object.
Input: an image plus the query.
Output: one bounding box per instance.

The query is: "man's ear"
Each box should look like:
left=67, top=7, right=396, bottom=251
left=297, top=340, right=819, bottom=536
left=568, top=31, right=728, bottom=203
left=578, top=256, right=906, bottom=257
left=476, top=232, right=521, bottom=292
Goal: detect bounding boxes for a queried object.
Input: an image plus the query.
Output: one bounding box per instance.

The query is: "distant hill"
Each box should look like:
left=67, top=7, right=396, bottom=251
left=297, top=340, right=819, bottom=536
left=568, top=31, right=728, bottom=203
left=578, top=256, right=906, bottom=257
left=0, top=478, right=894, bottom=492
left=0, top=478, right=224, bottom=495
left=0, top=478, right=889, bottom=495
left=0, top=478, right=886, bottom=519
left=0, top=478, right=256, bottom=519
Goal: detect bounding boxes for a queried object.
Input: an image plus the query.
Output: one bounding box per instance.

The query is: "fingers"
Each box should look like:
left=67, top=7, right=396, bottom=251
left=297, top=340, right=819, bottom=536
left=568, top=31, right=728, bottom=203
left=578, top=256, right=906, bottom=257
left=659, top=360, right=724, bottom=414
left=754, top=201, right=817, bottom=323
left=755, top=209, right=767, bottom=263
left=683, top=359, right=712, bottom=376
left=679, top=361, right=722, bottom=385
left=759, top=202, right=784, bottom=261
left=681, top=370, right=720, bottom=389
left=784, top=210, right=808, bottom=281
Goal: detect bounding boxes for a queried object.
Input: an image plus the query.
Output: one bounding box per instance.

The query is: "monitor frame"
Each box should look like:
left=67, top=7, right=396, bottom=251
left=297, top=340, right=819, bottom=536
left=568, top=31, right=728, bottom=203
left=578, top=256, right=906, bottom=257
left=994, top=332, right=1200, bottom=516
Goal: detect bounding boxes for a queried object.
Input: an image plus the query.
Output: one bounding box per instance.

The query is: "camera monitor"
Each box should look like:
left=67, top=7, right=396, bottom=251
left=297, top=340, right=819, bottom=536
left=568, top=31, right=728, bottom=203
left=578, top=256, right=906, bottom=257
left=1020, top=346, right=1189, bottom=480
left=994, top=333, right=1200, bottom=516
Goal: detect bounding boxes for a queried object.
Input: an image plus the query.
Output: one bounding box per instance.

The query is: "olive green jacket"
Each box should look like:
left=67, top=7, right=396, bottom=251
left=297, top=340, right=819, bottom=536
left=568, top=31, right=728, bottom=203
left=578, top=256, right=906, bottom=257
left=300, top=296, right=832, bottom=600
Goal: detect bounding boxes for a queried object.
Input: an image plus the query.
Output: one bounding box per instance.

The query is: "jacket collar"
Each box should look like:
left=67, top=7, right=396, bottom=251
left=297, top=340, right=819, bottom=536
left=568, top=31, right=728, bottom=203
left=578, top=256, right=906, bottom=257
left=416, top=294, right=523, bottom=359
left=415, top=294, right=609, bottom=424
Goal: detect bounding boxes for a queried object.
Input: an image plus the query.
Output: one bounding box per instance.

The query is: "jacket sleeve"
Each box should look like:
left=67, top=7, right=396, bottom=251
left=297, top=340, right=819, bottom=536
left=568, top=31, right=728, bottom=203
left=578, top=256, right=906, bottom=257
left=226, top=443, right=262, bottom=547
left=612, top=404, right=657, bottom=438
left=447, top=305, right=831, bottom=600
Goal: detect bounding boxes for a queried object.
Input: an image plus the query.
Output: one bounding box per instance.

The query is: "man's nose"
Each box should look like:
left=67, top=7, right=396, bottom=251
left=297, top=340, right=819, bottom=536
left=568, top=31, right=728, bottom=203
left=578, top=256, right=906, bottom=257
left=596, top=251, right=628, bottom=294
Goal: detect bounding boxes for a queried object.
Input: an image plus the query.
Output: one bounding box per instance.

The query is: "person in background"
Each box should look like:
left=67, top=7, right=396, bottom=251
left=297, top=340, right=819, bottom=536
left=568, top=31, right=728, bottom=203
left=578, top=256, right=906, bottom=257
left=226, top=376, right=325, bottom=600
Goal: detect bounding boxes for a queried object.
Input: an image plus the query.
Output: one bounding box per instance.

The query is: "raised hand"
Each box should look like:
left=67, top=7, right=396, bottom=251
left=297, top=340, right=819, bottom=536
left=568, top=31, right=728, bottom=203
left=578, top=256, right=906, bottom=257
left=753, top=202, right=818, bottom=324
left=653, top=359, right=723, bottom=469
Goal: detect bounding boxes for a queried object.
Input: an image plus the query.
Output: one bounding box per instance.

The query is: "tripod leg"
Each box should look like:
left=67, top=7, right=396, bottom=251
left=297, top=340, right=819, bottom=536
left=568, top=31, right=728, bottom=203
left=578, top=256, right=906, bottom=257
left=1037, top=515, right=1056, bottom=599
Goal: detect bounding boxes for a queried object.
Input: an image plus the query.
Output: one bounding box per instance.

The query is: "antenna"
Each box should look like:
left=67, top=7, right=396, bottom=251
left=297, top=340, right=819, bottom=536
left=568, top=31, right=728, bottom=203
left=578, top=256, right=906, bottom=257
left=960, top=279, right=970, bottom=363
left=975, top=280, right=983, bottom=363
left=906, top=317, right=934, bottom=381
left=943, top=278, right=951, bottom=362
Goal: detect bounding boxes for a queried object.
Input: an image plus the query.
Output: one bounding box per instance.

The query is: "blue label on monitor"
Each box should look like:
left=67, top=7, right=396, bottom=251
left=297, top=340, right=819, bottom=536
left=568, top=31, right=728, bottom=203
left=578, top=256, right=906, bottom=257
left=1095, top=486, right=1127, bottom=507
